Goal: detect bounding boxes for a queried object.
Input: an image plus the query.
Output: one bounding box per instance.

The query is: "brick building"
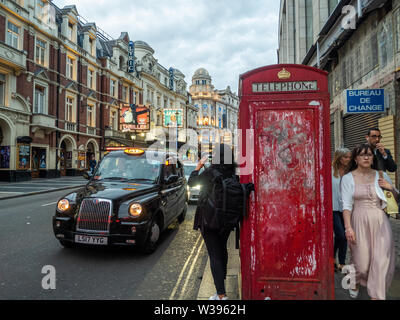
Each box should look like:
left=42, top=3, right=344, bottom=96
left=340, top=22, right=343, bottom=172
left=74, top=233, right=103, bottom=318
left=0, top=0, right=189, bottom=182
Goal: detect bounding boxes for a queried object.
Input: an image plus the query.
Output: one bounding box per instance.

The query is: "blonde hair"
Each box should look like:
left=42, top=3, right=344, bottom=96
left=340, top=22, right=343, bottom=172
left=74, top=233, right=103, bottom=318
left=332, top=148, right=351, bottom=178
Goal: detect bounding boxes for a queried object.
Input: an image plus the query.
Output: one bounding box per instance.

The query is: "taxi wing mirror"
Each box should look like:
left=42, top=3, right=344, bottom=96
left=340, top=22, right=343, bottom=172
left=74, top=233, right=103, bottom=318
left=83, top=171, right=93, bottom=180
left=166, top=175, right=179, bottom=184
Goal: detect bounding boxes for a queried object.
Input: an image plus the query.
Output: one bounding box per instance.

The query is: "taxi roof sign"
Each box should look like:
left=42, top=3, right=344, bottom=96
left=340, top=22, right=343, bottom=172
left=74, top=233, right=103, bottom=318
left=124, top=148, right=145, bottom=156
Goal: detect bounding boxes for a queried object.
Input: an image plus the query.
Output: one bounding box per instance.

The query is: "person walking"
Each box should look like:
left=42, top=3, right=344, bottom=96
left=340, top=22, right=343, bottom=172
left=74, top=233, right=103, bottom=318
left=332, top=148, right=351, bottom=272
left=188, top=144, right=239, bottom=301
left=89, top=154, right=97, bottom=174
left=341, top=144, right=397, bottom=300
left=366, top=128, right=397, bottom=173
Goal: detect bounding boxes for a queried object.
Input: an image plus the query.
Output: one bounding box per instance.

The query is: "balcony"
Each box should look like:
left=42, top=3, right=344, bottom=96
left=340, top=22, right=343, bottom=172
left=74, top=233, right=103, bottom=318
left=31, top=113, right=56, bottom=134
left=87, top=127, right=96, bottom=135
left=105, top=128, right=126, bottom=139
left=0, top=42, right=26, bottom=75
left=65, top=122, right=77, bottom=132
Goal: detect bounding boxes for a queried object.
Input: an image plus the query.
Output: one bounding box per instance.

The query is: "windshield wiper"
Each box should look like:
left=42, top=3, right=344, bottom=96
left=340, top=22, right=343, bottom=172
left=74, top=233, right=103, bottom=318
left=127, top=178, right=155, bottom=182
left=98, top=177, right=129, bottom=181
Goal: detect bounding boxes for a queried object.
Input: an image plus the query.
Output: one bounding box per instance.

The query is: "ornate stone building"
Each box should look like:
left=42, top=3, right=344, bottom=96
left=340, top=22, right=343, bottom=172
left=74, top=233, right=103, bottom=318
left=189, top=68, right=239, bottom=150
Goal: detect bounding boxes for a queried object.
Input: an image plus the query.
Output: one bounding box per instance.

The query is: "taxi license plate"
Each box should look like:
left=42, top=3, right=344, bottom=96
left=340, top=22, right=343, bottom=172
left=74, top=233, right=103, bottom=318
left=75, top=235, right=108, bottom=245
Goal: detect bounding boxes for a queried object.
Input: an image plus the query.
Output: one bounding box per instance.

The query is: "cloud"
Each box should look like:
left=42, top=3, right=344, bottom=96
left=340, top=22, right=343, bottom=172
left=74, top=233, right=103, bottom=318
left=53, top=0, right=280, bottom=93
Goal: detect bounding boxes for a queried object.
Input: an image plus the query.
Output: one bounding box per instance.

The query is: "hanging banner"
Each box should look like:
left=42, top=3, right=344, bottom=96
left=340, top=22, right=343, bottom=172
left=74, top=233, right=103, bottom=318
left=120, top=104, right=150, bottom=132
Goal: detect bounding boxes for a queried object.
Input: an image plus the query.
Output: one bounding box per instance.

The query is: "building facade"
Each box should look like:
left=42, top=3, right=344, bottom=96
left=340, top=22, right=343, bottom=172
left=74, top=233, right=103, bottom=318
left=189, top=68, right=239, bottom=151
left=0, top=0, right=189, bottom=182
left=278, top=0, right=400, bottom=186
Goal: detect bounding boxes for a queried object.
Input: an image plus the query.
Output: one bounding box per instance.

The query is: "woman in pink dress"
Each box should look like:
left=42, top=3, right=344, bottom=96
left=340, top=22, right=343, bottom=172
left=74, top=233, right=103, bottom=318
left=341, top=144, right=398, bottom=300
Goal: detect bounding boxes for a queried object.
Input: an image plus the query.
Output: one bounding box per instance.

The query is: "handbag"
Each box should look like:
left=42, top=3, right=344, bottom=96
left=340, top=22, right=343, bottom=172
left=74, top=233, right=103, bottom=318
left=384, top=190, right=399, bottom=218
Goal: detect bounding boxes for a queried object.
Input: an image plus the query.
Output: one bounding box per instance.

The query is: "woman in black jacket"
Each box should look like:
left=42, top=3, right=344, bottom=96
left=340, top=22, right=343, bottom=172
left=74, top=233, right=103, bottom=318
left=188, top=144, right=236, bottom=301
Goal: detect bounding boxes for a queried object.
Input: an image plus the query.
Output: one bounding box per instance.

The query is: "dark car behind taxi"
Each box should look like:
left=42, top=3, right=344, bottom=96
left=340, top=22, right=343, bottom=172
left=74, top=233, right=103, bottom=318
left=53, top=149, right=188, bottom=253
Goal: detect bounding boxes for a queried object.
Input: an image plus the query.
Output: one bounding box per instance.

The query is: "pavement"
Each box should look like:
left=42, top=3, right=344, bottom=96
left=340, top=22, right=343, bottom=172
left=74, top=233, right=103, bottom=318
left=197, top=217, right=400, bottom=300
left=0, top=176, right=87, bottom=200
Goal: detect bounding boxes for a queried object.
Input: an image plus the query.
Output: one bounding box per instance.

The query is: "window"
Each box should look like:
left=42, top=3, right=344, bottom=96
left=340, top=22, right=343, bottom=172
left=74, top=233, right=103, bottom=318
left=35, top=38, right=46, bottom=66
left=68, top=22, right=74, bottom=41
left=133, top=91, right=137, bottom=104
left=36, top=0, right=46, bottom=19
left=0, top=73, right=6, bottom=106
left=89, top=38, right=95, bottom=56
left=122, top=85, right=128, bottom=102
left=110, top=109, right=118, bottom=130
left=328, top=0, right=340, bottom=17
left=88, top=68, right=95, bottom=89
left=34, top=85, right=46, bottom=114
left=6, top=21, right=20, bottom=49
left=110, top=79, right=116, bottom=98
left=305, top=0, right=313, bottom=51
left=87, top=105, right=95, bottom=127
left=66, top=56, right=75, bottom=79
left=66, top=97, right=75, bottom=122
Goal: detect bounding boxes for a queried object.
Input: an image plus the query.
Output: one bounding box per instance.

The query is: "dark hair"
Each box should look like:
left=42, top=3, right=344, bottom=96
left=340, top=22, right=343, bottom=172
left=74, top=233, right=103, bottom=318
left=348, top=144, right=373, bottom=172
left=211, top=143, right=237, bottom=173
left=367, top=128, right=381, bottom=136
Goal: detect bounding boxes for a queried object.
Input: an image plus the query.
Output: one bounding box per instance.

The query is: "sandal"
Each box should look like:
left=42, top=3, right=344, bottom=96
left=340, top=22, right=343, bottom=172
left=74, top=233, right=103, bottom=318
left=349, top=287, right=359, bottom=299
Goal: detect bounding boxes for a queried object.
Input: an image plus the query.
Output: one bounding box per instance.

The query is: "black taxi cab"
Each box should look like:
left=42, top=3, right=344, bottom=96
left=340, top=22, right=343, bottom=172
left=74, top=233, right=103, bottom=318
left=52, top=148, right=188, bottom=254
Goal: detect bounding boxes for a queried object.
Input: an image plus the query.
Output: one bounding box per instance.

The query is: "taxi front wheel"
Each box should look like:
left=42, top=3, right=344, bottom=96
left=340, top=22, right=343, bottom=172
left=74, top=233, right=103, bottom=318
left=141, top=218, right=160, bottom=254
left=59, top=240, right=74, bottom=248
left=178, top=203, right=187, bottom=224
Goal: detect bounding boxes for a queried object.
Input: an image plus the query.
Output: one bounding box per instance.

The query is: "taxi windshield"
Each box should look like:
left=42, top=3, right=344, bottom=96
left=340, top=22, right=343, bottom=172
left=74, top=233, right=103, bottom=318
left=94, top=154, right=161, bottom=183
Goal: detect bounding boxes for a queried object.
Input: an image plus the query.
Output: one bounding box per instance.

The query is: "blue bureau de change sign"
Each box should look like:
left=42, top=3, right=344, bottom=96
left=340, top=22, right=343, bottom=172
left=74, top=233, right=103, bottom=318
left=345, top=89, right=385, bottom=114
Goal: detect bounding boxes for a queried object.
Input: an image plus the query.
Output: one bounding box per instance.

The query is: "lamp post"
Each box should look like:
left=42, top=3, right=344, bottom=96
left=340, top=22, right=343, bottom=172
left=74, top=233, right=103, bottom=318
left=131, top=134, right=136, bottom=148
left=175, top=110, right=179, bottom=153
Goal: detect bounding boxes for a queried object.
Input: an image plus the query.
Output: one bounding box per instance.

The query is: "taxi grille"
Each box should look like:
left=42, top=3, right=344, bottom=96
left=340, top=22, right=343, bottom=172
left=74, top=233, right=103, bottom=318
left=76, top=199, right=112, bottom=233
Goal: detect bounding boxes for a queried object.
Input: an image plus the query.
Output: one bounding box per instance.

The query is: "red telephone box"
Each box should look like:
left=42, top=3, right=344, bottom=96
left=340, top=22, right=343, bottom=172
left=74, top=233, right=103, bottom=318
left=238, top=64, right=334, bottom=300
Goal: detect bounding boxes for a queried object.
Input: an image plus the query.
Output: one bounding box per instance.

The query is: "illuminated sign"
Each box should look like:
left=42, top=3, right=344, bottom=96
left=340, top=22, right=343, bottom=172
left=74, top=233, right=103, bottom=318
left=163, top=109, right=183, bottom=128
left=120, top=104, right=150, bottom=132
left=124, top=148, right=145, bottom=156
left=128, top=41, right=135, bottom=73
left=169, top=67, right=174, bottom=90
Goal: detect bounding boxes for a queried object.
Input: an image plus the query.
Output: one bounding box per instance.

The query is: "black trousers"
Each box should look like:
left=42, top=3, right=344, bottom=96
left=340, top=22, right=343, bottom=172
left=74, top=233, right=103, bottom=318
left=201, top=227, right=231, bottom=295
left=333, top=211, right=347, bottom=265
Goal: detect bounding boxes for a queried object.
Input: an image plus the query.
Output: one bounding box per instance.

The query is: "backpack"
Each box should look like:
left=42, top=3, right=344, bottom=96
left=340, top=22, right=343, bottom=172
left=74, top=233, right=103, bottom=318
left=202, top=169, right=254, bottom=238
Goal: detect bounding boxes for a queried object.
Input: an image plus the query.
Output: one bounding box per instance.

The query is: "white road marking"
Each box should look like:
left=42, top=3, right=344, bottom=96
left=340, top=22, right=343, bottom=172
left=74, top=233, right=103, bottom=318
left=0, top=192, right=22, bottom=194
left=178, top=240, right=204, bottom=300
left=169, top=233, right=202, bottom=300
left=41, top=202, right=58, bottom=207
left=0, top=186, right=57, bottom=189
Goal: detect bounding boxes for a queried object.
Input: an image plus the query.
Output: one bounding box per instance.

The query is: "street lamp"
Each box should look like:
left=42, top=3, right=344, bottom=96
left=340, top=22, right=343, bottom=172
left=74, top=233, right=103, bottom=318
left=131, top=134, right=136, bottom=148
left=175, top=110, right=179, bottom=152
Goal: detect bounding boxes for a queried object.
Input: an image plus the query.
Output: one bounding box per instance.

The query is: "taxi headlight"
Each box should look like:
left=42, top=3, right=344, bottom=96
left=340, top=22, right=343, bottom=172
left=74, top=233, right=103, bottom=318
left=193, top=185, right=201, bottom=190
left=129, top=203, right=143, bottom=217
left=57, top=199, right=70, bottom=212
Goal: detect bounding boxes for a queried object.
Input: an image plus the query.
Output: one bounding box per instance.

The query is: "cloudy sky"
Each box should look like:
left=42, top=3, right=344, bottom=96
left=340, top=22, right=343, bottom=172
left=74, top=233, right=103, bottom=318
left=53, top=0, right=280, bottom=94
